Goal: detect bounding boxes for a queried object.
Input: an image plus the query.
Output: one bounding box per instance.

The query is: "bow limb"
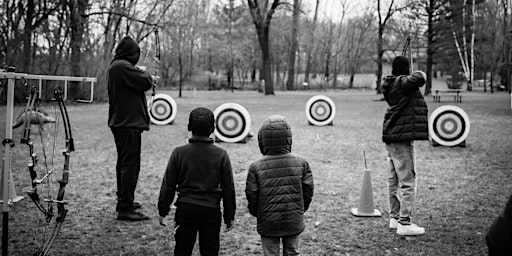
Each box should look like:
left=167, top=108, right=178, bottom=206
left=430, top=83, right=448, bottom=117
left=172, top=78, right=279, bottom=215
left=30, top=86, right=73, bottom=256
left=21, top=86, right=51, bottom=218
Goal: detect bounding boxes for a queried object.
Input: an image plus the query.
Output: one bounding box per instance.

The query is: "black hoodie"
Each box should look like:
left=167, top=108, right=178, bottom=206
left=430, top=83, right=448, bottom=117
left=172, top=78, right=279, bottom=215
left=108, top=36, right=153, bottom=131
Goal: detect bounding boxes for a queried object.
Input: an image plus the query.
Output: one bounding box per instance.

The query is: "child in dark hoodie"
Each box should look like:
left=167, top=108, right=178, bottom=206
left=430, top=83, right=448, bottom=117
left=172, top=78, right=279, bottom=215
left=158, top=107, right=236, bottom=256
left=245, top=115, right=314, bottom=256
left=108, top=36, right=157, bottom=221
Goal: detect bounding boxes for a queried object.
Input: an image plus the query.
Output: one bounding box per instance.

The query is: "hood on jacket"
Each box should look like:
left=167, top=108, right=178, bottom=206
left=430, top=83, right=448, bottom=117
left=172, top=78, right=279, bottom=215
left=382, top=75, right=398, bottom=103
left=113, top=36, right=140, bottom=65
left=258, top=115, right=292, bottom=155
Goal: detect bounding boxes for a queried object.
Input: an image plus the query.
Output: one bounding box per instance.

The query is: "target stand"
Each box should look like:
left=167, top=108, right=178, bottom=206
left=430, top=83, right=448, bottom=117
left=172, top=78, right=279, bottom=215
left=147, top=94, right=177, bottom=125
left=213, top=103, right=252, bottom=143
left=305, top=95, right=336, bottom=126
left=429, top=105, right=470, bottom=147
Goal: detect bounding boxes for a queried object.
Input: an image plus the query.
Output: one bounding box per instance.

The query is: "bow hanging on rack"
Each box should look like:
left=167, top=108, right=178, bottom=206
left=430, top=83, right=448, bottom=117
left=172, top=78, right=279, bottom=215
left=17, top=81, right=75, bottom=256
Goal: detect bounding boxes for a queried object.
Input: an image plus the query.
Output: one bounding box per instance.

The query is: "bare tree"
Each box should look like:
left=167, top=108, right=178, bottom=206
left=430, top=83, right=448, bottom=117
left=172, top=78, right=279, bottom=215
left=285, top=0, right=299, bottom=90
left=375, top=0, right=396, bottom=94
left=303, top=0, right=319, bottom=86
left=247, top=0, right=284, bottom=95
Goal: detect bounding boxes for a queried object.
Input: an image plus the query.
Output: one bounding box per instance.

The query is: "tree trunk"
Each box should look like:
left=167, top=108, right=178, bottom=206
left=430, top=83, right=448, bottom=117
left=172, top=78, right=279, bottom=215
left=22, top=0, right=35, bottom=73
left=376, top=26, right=384, bottom=93
left=304, top=0, right=319, bottom=86
left=247, top=0, right=281, bottom=95
left=259, top=25, right=274, bottom=95
left=424, top=0, right=434, bottom=96
left=69, top=0, right=89, bottom=100
left=286, top=0, right=299, bottom=90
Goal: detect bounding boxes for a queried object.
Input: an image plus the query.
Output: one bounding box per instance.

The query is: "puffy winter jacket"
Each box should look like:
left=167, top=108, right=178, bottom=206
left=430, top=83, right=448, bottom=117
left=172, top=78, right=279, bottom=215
left=486, top=194, right=512, bottom=255
left=382, top=71, right=429, bottom=143
left=245, top=115, right=314, bottom=237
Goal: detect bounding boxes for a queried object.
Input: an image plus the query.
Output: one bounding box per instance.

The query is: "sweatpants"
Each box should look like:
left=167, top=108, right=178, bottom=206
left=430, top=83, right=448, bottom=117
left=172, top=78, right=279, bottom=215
left=112, top=129, right=142, bottom=212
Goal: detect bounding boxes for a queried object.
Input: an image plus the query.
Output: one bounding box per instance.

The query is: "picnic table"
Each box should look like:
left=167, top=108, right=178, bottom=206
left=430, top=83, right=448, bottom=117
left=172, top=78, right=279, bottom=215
left=433, top=89, right=463, bottom=103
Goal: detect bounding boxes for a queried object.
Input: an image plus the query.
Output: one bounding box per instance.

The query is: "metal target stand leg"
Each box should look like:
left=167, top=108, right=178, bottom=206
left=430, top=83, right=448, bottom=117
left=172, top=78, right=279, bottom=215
left=1, top=76, right=19, bottom=256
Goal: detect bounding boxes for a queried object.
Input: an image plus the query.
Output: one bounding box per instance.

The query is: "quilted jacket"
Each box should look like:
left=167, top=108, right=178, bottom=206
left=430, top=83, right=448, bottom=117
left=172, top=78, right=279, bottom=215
left=486, top=194, right=512, bottom=254
left=382, top=71, right=429, bottom=143
left=245, top=115, right=314, bottom=237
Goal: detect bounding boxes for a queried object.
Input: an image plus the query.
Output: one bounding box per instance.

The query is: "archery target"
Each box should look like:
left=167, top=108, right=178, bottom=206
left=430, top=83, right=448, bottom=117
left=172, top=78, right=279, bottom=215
left=214, top=103, right=251, bottom=143
left=305, top=95, right=336, bottom=126
left=429, top=105, right=470, bottom=147
left=148, top=93, right=177, bottom=125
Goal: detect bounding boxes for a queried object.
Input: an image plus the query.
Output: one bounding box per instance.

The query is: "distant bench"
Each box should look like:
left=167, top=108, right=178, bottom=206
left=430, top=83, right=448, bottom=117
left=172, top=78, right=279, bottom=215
left=433, top=89, right=463, bottom=103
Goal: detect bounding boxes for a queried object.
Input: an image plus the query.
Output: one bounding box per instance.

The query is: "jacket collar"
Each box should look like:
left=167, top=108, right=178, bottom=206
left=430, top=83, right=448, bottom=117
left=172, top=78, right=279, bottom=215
left=188, top=136, right=214, bottom=144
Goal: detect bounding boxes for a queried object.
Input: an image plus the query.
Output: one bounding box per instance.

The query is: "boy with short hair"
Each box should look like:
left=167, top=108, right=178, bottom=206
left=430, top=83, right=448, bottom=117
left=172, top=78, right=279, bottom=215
left=245, top=115, right=314, bottom=256
left=382, top=56, right=428, bottom=236
left=158, top=107, right=236, bottom=256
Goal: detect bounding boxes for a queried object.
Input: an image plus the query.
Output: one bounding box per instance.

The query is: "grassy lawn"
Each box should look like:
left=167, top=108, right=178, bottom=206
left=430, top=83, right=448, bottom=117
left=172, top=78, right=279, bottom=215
left=1, top=88, right=511, bottom=255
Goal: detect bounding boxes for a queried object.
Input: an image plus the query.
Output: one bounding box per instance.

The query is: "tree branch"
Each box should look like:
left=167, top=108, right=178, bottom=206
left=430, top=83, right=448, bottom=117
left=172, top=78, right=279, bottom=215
left=82, top=11, right=160, bottom=27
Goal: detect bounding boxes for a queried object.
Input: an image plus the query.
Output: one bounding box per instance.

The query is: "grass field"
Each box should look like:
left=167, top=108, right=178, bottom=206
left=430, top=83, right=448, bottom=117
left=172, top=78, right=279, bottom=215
left=1, top=88, right=511, bottom=255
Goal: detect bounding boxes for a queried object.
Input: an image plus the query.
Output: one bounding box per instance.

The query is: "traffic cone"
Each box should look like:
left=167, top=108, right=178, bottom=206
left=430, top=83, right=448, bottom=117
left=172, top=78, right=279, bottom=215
left=0, top=159, right=24, bottom=205
left=351, top=169, right=381, bottom=217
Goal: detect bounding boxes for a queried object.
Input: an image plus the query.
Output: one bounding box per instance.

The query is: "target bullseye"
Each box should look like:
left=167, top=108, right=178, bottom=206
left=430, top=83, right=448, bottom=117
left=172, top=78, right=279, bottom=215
left=147, top=93, right=177, bottom=125
left=214, top=103, right=251, bottom=143
left=305, top=95, right=336, bottom=126
left=429, top=105, right=470, bottom=147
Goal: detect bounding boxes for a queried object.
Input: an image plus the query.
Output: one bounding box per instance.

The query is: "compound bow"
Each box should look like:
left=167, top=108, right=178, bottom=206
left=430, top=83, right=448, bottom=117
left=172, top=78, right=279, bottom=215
left=20, top=84, right=74, bottom=256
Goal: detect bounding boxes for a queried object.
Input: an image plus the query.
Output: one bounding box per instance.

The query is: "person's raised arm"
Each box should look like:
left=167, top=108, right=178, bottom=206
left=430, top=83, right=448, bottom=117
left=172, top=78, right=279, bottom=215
left=122, top=65, right=154, bottom=92
left=401, top=71, right=427, bottom=95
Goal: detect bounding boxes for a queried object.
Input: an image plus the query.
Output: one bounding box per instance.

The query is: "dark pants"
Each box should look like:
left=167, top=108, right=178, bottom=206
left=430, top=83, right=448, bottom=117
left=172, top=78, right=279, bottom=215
left=174, top=203, right=221, bottom=256
left=112, top=129, right=141, bottom=212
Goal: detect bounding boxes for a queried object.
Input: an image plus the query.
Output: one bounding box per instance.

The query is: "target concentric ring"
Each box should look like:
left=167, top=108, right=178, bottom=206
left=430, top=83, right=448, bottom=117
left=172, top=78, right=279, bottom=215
left=305, top=95, right=336, bottom=126
left=214, top=103, right=251, bottom=143
left=147, top=93, right=177, bottom=125
left=429, top=105, right=470, bottom=146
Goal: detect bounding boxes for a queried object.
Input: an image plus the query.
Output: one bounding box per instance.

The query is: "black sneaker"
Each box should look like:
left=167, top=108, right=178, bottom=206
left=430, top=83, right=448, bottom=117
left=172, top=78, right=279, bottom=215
left=133, top=202, right=142, bottom=210
left=116, top=202, right=142, bottom=212
left=117, top=210, right=150, bottom=221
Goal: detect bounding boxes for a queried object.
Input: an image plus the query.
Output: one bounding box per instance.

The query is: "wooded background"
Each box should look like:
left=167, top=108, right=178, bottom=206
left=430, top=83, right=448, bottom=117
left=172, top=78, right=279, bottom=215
left=0, top=0, right=510, bottom=101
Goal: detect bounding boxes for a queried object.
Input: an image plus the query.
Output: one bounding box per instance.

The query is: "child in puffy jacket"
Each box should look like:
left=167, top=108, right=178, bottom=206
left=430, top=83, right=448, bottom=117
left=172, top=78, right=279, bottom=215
left=245, top=115, right=314, bottom=256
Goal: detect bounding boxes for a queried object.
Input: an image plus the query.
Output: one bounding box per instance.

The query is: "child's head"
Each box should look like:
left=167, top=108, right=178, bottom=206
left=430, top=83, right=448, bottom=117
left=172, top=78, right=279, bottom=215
left=258, top=115, right=292, bottom=155
left=188, top=107, right=215, bottom=136
left=392, top=55, right=410, bottom=76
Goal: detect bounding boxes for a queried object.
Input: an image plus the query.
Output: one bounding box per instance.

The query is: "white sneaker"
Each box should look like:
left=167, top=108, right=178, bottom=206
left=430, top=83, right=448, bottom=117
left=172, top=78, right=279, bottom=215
left=389, top=218, right=398, bottom=229
left=397, top=223, right=425, bottom=236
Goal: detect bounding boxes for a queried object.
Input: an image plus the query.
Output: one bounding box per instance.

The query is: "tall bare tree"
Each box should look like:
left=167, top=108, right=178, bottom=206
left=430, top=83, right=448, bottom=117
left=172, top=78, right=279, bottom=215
left=285, top=0, right=299, bottom=90
left=376, top=0, right=398, bottom=94
left=247, top=0, right=283, bottom=95
left=303, top=0, right=319, bottom=86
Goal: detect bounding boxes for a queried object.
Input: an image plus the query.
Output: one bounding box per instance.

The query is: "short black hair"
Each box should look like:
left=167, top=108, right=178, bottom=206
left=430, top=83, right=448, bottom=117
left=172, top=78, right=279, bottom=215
left=188, top=107, right=214, bottom=136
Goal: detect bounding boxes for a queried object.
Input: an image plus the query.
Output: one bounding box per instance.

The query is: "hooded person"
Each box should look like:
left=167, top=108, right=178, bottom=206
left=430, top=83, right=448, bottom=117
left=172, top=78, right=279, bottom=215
left=382, top=55, right=428, bottom=236
left=486, top=194, right=512, bottom=255
left=245, top=115, right=314, bottom=256
left=108, top=36, right=156, bottom=221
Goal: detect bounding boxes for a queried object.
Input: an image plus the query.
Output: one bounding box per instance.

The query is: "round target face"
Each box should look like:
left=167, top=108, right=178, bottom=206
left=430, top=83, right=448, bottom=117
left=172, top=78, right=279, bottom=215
left=305, top=95, right=336, bottom=126
left=429, top=105, right=470, bottom=147
left=214, top=103, right=251, bottom=143
left=147, top=93, right=177, bottom=125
